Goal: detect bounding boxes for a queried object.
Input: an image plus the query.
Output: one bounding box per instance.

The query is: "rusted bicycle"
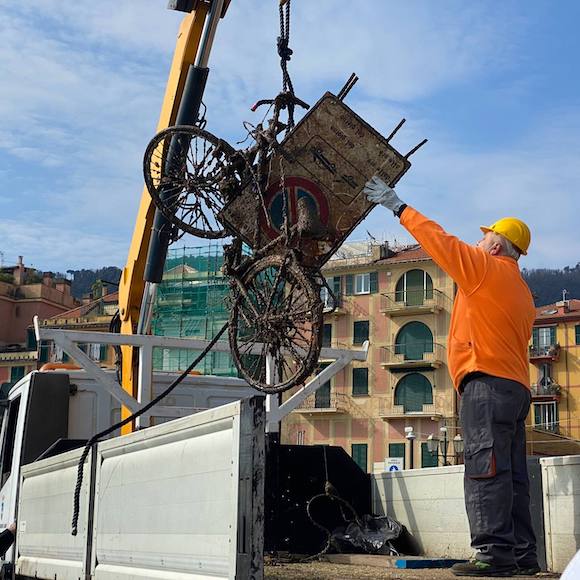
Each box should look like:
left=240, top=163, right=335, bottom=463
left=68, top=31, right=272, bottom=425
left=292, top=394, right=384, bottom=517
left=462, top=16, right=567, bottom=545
left=142, top=86, right=425, bottom=393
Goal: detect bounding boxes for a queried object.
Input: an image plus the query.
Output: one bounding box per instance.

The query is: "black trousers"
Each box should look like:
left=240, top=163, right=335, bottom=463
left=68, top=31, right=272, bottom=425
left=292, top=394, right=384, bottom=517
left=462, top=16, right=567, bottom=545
left=459, top=374, right=537, bottom=568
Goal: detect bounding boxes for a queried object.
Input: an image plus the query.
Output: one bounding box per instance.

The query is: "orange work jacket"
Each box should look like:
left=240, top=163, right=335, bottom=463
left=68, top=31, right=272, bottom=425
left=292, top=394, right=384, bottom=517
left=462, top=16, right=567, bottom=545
left=400, top=206, right=535, bottom=390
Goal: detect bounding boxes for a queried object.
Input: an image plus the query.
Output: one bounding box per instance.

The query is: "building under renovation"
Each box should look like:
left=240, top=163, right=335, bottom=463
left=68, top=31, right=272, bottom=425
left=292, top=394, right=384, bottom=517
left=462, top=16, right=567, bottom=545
left=151, top=244, right=237, bottom=376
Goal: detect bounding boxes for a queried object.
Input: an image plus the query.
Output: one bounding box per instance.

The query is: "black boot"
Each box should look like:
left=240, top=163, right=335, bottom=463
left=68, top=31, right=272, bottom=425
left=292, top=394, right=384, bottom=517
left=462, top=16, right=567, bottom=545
left=515, top=562, right=541, bottom=575
left=451, top=559, right=518, bottom=577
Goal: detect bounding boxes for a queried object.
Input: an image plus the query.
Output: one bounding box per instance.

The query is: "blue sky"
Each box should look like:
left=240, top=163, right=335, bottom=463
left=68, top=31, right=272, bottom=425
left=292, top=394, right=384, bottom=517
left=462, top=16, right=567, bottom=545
left=1, top=0, right=579, bottom=272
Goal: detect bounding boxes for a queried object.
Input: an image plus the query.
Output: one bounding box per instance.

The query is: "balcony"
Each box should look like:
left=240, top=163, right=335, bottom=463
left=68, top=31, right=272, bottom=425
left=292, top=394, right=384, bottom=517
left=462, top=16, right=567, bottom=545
left=529, top=343, right=560, bottom=362
left=293, top=392, right=348, bottom=414
left=381, top=342, right=446, bottom=370
left=321, top=291, right=346, bottom=316
left=378, top=400, right=441, bottom=419
left=380, top=289, right=447, bottom=317
left=531, top=382, right=561, bottom=400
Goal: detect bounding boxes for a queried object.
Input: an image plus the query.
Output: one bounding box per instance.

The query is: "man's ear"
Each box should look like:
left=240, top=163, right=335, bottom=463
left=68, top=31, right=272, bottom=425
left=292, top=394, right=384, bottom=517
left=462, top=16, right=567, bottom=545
left=489, top=243, right=502, bottom=256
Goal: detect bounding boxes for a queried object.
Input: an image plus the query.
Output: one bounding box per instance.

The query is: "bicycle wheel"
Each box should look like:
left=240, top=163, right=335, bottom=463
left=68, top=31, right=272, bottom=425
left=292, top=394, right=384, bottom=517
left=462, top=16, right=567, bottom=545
left=229, top=255, right=323, bottom=393
left=143, top=125, right=242, bottom=239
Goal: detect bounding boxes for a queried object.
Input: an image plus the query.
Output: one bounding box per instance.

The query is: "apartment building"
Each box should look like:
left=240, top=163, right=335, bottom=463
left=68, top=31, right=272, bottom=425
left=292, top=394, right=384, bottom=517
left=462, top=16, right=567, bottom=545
left=527, top=298, right=580, bottom=454
left=0, top=257, right=77, bottom=392
left=281, top=242, right=459, bottom=472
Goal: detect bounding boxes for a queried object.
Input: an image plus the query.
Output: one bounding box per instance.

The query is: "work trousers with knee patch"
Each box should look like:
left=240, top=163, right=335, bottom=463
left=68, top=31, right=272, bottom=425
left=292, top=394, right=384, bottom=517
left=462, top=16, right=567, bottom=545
left=460, top=374, right=537, bottom=568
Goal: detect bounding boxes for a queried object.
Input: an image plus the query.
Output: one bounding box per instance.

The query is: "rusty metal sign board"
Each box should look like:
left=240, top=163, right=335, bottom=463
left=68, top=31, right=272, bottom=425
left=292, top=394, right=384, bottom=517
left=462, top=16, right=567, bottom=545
left=219, top=92, right=411, bottom=267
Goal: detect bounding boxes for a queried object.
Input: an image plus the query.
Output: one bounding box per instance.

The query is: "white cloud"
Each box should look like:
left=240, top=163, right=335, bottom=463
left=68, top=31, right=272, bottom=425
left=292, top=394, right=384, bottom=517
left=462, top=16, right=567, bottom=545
left=0, top=0, right=576, bottom=274
left=0, top=219, right=130, bottom=271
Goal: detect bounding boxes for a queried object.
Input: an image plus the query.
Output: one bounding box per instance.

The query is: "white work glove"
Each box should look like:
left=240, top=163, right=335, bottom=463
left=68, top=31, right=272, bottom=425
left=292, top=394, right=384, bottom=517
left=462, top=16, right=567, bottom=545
left=364, top=175, right=405, bottom=215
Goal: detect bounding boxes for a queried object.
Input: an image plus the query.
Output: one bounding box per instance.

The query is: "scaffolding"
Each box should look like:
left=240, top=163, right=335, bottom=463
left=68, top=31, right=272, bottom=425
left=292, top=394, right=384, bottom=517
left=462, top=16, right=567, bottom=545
left=151, top=243, right=237, bottom=376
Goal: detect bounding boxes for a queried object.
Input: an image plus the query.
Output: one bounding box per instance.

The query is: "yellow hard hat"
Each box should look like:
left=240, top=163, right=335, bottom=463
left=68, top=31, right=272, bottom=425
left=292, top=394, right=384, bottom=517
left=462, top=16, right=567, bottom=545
left=480, top=217, right=531, bottom=255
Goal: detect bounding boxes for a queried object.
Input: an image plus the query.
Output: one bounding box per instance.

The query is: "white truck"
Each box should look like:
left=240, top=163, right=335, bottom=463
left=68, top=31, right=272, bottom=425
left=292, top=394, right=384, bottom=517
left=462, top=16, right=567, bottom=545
left=0, top=370, right=264, bottom=580
left=0, top=319, right=366, bottom=579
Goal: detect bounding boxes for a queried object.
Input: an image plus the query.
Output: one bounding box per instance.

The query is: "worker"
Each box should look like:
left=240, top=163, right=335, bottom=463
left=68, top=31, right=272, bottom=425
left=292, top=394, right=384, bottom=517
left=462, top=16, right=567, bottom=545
left=0, top=522, right=16, bottom=556
left=364, top=176, right=539, bottom=578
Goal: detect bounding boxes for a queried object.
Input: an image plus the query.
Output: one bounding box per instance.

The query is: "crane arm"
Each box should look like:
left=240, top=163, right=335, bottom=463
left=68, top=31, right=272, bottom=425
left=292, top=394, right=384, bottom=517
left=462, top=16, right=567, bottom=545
left=117, top=1, right=228, bottom=433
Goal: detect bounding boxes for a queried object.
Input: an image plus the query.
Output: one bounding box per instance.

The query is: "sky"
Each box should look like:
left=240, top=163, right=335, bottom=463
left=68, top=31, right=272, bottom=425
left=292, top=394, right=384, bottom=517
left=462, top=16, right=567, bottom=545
left=1, top=0, right=579, bottom=272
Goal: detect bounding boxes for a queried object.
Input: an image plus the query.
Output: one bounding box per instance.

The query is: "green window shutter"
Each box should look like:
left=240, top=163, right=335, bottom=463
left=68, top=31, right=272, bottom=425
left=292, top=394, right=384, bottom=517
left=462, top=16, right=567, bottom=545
left=421, top=443, right=438, bottom=468
left=345, top=275, right=353, bottom=295
left=10, top=366, right=25, bottom=383
left=389, top=443, right=405, bottom=458
left=550, top=326, right=557, bottom=344
left=352, top=368, right=368, bottom=396
left=315, top=362, right=331, bottom=408
left=351, top=443, right=368, bottom=472
left=396, top=321, right=433, bottom=360
left=370, top=271, right=378, bottom=293
left=100, top=344, right=108, bottom=361
left=38, top=341, right=49, bottom=363
left=333, top=276, right=342, bottom=307
left=353, top=321, right=369, bottom=345
left=532, top=327, right=539, bottom=348
left=576, top=325, right=580, bottom=345
left=394, top=373, right=433, bottom=412
left=322, top=324, right=332, bottom=348
left=26, top=328, right=37, bottom=350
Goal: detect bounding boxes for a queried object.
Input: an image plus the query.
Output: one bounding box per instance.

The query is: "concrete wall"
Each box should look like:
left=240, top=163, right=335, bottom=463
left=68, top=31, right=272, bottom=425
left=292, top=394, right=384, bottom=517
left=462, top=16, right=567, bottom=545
left=373, top=465, right=472, bottom=559
left=373, top=456, right=580, bottom=573
left=541, top=455, right=580, bottom=573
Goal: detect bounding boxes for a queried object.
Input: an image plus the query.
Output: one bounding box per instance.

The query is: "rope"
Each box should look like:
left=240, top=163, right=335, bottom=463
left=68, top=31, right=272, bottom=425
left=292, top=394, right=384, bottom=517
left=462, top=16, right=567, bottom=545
left=71, top=322, right=229, bottom=536
left=277, top=0, right=295, bottom=132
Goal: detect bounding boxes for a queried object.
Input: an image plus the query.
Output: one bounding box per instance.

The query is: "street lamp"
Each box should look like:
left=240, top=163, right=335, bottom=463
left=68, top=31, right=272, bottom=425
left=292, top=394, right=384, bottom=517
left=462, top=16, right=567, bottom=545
left=405, top=426, right=416, bottom=469
left=439, top=426, right=448, bottom=465
left=427, top=426, right=449, bottom=465
left=453, top=433, right=464, bottom=463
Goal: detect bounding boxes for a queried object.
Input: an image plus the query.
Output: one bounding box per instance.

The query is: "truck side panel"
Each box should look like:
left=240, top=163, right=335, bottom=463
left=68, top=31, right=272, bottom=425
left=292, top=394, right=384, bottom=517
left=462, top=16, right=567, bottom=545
left=15, top=398, right=264, bottom=580
left=16, top=448, right=92, bottom=579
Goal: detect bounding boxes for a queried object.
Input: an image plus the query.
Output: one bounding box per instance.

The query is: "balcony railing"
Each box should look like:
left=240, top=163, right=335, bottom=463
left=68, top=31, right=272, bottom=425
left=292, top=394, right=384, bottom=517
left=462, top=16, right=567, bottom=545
left=294, top=392, right=348, bottom=413
left=531, top=383, right=561, bottom=398
left=378, top=400, right=440, bottom=418
left=380, top=289, right=447, bottom=316
left=381, top=342, right=446, bottom=368
left=529, top=343, right=560, bottom=361
left=320, top=289, right=345, bottom=315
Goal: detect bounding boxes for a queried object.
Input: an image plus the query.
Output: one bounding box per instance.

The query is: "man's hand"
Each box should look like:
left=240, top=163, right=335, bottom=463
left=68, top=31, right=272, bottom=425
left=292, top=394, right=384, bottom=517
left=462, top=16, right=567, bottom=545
left=364, top=175, right=405, bottom=214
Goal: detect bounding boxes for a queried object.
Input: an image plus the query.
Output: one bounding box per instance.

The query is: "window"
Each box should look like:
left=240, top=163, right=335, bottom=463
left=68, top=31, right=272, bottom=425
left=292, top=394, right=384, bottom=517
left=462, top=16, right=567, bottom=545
left=321, top=277, right=341, bottom=309
left=322, top=324, right=332, bottom=348
left=352, top=443, right=368, bottom=472
left=534, top=402, right=558, bottom=433
left=533, top=326, right=556, bottom=349
left=352, top=368, right=368, bottom=396
left=395, top=321, right=433, bottom=360
left=538, top=363, right=553, bottom=387
left=394, top=373, right=433, bottom=413
left=355, top=273, right=370, bottom=294
left=315, top=362, right=331, bottom=408
left=296, top=430, right=305, bottom=445
left=395, top=269, right=433, bottom=305
left=353, top=320, right=369, bottom=345
left=388, top=443, right=405, bottom=469
left=89, top=343, right=101, bottom=361
left=345, top=272, right=378, bottom=295
left=26, top=328, right=37, bottom=350
left=10, top=366, right=25, bottom=384
left=421, top=443, right=438, bottom=468
left=576, top=325, right=580, bottom=345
